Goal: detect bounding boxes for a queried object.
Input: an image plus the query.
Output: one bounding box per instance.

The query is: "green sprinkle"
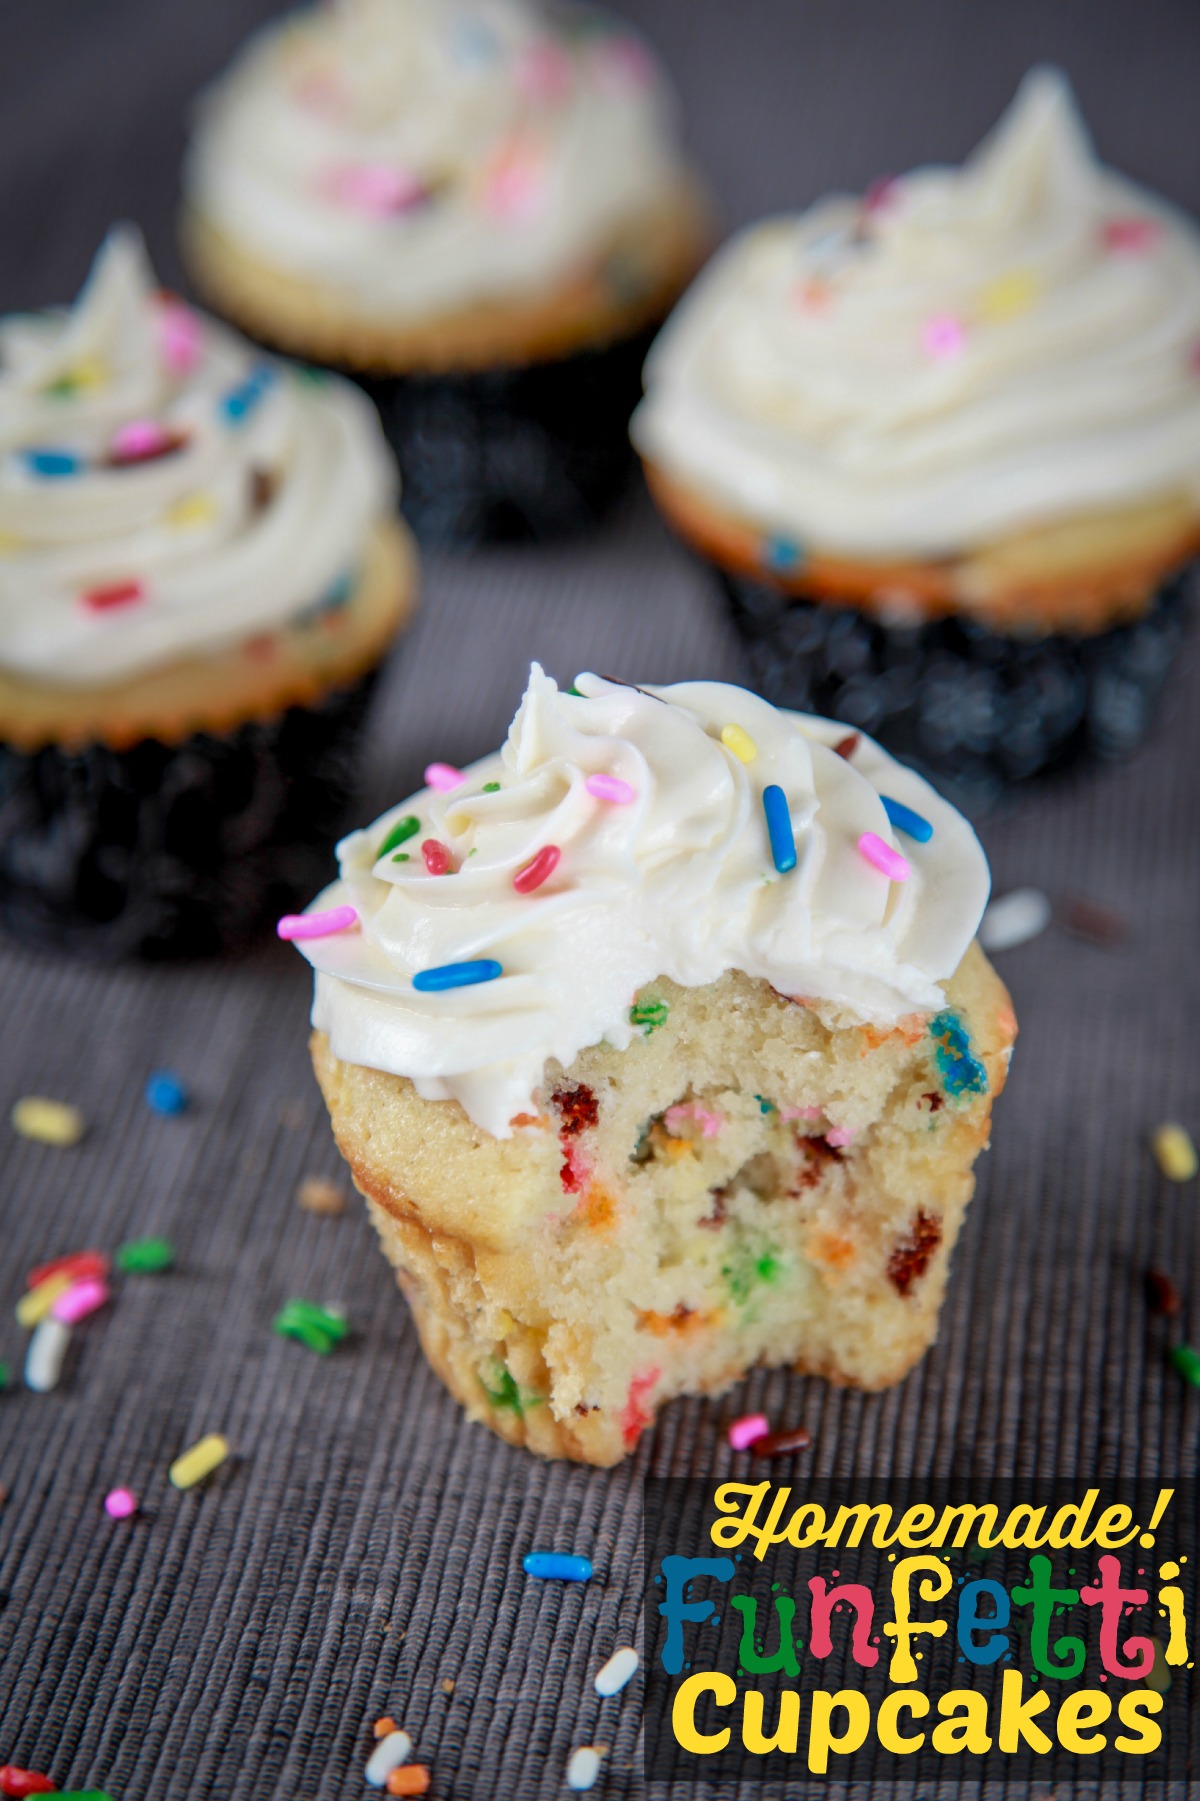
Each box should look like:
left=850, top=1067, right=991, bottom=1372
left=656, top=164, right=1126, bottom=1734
left=0, top=1360, right=9, bottom=1390
left=294, top=364, right=329, bottom=386
left=273, top=1298, right=350, bottom=1355
left=482, top=781, right=501, bottom=793
left=723, top=1242, right=782, bottom=1306
left=630, top=997, right=669, bottom=1035
left=378, top=814, right=420, bottom=857
left=568, top=685, right=583, bottom=697
left=392, top=853, right=410, bottom=862
left=115, top=1236, right=175, bottom=1274
left=755, top=1095, right=777, bottom=1115
left=1169, top=1343, right=1200, bottom=1387
left=480, top=1360, right=541, bottom=1417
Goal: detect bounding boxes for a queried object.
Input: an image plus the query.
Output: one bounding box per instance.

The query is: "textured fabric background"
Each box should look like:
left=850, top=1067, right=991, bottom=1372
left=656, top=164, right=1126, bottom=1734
left=1, top=3, right=1199, bottom=1797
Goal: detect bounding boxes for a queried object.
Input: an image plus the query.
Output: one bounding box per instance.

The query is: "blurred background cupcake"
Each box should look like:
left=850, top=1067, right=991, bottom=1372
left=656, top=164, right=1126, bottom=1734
left=181, top=0, right=711, bottom=547
left=633, top=67, right=1200, bottom=809
left=0, top=227, right=416, bottom=959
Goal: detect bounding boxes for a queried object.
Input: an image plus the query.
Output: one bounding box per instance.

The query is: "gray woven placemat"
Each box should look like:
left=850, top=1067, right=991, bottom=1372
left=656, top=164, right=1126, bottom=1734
left=2, top=2, right=1199, bottom=1797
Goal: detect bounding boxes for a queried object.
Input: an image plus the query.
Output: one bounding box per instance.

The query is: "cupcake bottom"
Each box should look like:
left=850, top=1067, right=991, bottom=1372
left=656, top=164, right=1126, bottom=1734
left=721, top=569, right=1191, bottom=813
left=311, top=946, right=1014, bottom=1466
left=0, top=518, right=416, bottom=958
left=357, top=326, right=656, bottom=546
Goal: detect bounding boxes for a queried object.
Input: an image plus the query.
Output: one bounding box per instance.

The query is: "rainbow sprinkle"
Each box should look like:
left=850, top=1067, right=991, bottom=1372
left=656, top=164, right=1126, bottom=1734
left=764, top=536, right=804, bottom=572
left=762, top=785, right=796, bottom=873
left=720, top=724, right=757, bottom=763
left=276, top=904, right=358, bottom=941
left=880, top=796, right=933, bottom=843
left=422, top=840, right=452, bottom=875
left=585, top=772, right=635, bottom=804
left=425, top=763, right=465, bottom=792
left=858, top=831, right=910, bottom=881
left=413, top=960, right=502, bottom=992
left=513, top=846, right=560, bottom=893
left=630, top=997, right=668, bottom=1034
left=921, top=313, right=966, bottom=360
left=221, top=364, right=274, bottom=425
left=929, top=1010, right=988, bottom=1097
left=22, top=448, right=81, bottom=478
left=378, top=815, right=419, bottom=856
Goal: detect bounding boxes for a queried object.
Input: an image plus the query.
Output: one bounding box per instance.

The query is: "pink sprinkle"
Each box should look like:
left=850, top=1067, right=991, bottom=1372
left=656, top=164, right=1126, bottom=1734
left=422, top=840, right=453, bottom=876
left=425, top=762, right=465, bottom=792
left=826, top=1126, right=856, bottom=1148
left=330, top=163, right=426, bottom=217
left=664, top=1103, right=724, bottom=1139
left=515, top=40, right=574, bottom=102
left=1102, top=216, right=1161, bottom=254
left=110, top=419, right=170, bottom=462
left=585, top=773, right=636, bottom=805
left=157, top=301, right=202, bottom=376
left=513, top=845, right=561, bottom=894
left=858, top=832, right=910, bottom=882
left=276, top=904, right=359, bottom=941
left=104, top=1487, right=139, bottom=1520
left=863, top=175, right=899, bottom=214
left=921, top=313, right=966, bottom=360
left=729, top=1413, right=770, bottom=1451
left=782, top=1105, right=822, bottom=1121
left=52, top=1276, right=109, bottom=1324
left=483, top=146, right=546, bottom=222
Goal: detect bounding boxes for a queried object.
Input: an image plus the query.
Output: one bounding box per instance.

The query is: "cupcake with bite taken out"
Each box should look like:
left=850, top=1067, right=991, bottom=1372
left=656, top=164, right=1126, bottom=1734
left=288, top=664, right=1015, bottom=1465
left=632, top=69, right=1200, bottom=806
left=181, top=0, right=711, bottom=546
left=0, top=227, right=416, bottom=958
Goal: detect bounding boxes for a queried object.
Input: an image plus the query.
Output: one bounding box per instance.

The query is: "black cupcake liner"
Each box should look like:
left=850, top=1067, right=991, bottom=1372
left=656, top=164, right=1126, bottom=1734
left=355, top=323, right=658, bottom=548
left=720, top=567, right=1192, bottom=813
left=0, top=672, right=380, bottom=961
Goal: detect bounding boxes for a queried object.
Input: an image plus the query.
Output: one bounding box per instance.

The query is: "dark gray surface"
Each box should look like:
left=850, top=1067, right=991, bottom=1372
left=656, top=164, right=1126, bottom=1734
left=1, top=3, right=1199, bottom=1797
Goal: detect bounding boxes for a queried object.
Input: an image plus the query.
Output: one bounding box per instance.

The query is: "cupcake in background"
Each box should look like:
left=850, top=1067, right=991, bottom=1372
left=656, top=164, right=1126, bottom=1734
left=633, top=68, right=1200, bottom=807
left=181, top=0, right=711, bottom=546
left=0, top=227, right=416, bottom=959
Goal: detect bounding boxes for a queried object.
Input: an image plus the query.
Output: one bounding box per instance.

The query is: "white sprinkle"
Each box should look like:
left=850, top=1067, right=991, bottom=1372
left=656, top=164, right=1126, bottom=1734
left=364, top=1730, right=413, bottom=1787
left=25, top=1317, right=70, bottom=1392
left=979, top=887, right=1052, bottom=953
left=567, top=1745, right=602, bottom=1791
left=594, top=1645, right=639, bottom=1696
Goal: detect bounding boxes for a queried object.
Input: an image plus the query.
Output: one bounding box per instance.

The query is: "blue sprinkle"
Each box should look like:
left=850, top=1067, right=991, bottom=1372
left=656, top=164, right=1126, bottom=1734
left=881, top=796, right=933, bottom=843
left=22, top=447, right=82, bottom=478
left=221, top=363, right=275, bottom=425
left=929, top=1010, right=988, bottom=1098
left=321, top=571, right=355, bottom=613
left=762, top=784, right=796, bottom=874
left=413, top=959, right=503, bottom=993
left=523, top=1552, right=593, bottom=1582
left=763, top=535, right=804, bottom=572
left=145, top=1070, right=189, bottom=1116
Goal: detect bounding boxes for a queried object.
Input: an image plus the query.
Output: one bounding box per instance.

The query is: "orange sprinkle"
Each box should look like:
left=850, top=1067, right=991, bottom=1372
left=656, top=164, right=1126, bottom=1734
left=387, top=1767, right=431, bottom=1797
left=576, top=1181, right=618, bottom=1235
left=373, top=1716, right=398, bottom=1739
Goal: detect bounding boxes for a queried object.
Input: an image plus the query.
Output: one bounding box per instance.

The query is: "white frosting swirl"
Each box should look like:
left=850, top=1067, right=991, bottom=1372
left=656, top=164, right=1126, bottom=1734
left=0, top=228, right=396, bottom=686
left=632, top=67, right=1200, bottom=559
left=185, top=0, right=693, bottom=317
left=298, top=665, right=990, bottom=1137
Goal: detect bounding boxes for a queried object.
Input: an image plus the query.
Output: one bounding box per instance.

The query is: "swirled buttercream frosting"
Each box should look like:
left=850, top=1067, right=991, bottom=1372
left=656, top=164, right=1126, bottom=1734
left=185, top=0, right=693, bottom=317
left=0, top=228, right=396, bottom=686
left=632, top=67, right=1200, bottom=559
left=297, top=665, right=990, bottom=1136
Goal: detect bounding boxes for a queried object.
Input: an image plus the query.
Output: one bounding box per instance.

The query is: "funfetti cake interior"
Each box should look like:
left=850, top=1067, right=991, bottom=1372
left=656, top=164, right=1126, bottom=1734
left=290, top=666, right=1016, bottom=1465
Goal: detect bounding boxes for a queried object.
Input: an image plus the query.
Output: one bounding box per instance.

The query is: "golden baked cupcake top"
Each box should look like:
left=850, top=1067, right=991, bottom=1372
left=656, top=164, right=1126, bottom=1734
left=632, top=68, right=1200, bottom=570
left=289, top=666, right=991, bottom=1137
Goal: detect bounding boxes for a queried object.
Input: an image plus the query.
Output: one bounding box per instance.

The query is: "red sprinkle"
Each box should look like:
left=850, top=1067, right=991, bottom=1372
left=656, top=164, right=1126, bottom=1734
left=833, top=734, right=859, bottom=760
left=422, top=840, right=452, bottom=876
left=26, top=1249, right=110, bottom=1291
left=0, top=1772, right=57, bottom=1798
left=551, top=1083, right=598, bottom=1136
left=1145, top=1268, right=1183, bottom=1318
left=752, top=1425, right=814, bottom=1456
left=513, top=845, right=561, bottom=894
left=82, top=579, right=145, bottom=612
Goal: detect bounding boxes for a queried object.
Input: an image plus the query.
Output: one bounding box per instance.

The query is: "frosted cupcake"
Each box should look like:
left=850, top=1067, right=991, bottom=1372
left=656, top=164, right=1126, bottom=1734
left=0, top=228, right=416, bottom=958
left=181, top=0, right=710, bottom=545
left=633, top=69, right=1200, bottom=802
left=290, top=666, right=1015, bottom=1465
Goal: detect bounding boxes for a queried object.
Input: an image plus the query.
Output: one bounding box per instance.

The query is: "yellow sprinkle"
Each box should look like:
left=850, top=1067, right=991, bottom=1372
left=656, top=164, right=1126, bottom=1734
left=977, top=270, right=1039, bottom=323
left=167, top=493, right=217, bottom=530
left=720, top=723, right=758, bottom=763
left=494, top=1309, right=515, bottom=1336
left=15, top=1270, right=74, bottom=1328
left=12, top=1095, right=86, bottom=1148
left=58, top=357, right=107, bottom=393
left=296, top=1176, right=346, bottom=1216
left=1153, top=1123, right=1198, bottom=1183
left=169, top=1432, right=230, bottom=1490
